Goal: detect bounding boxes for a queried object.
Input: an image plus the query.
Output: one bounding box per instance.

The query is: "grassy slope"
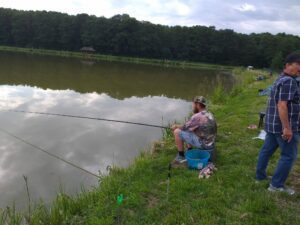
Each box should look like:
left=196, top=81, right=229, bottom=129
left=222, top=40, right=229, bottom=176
left=1, top=69, right=300, bottom=225
left=0, top=45, right=234, bottom=70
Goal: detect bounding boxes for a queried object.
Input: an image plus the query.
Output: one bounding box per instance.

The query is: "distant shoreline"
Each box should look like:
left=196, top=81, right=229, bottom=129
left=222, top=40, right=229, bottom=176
left=0, top=45, right=234, bottom=70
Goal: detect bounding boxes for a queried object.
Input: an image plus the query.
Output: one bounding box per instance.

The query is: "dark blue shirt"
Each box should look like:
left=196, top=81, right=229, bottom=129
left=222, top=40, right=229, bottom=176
left=265, top=73, right=300, bottom=133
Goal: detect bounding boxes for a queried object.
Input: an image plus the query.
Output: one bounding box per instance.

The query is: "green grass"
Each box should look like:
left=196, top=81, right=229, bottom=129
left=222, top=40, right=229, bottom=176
left=0, top=45, right=234, bottom=70
left=1, top=68, right=300, bottom=224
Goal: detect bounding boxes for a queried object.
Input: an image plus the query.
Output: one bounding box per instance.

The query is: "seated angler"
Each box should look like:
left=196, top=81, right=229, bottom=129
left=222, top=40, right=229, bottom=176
left=171, top=96, right=217, bottom=163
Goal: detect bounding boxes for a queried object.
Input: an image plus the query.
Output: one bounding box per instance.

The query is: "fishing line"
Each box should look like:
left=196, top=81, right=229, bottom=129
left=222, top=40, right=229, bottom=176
left=5, top=109, right=169, bottom=129
left=0, top=127, right=101, bottom=179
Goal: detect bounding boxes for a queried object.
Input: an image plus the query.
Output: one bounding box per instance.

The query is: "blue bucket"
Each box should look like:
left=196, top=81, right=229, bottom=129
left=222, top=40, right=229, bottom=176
left=185, top=149, right=210, bottom=169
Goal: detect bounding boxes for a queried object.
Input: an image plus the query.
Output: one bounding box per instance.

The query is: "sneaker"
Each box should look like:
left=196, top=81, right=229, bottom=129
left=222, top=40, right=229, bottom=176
left=267, top=184, right=295, bottom=195
left=173, top=154, right=186, bottom=163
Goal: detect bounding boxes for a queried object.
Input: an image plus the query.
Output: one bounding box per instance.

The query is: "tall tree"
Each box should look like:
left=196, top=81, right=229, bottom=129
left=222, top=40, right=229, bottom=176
left=271, top=52, right=283, bottom=70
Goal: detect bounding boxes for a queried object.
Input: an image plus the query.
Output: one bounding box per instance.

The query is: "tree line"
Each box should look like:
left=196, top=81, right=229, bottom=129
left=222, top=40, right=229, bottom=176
left=0, top=7, right=299, bottom=69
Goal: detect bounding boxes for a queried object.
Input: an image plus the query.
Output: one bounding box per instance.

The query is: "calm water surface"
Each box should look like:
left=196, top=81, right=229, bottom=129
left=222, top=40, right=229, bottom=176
left=0, top=52, right=235, bottom=208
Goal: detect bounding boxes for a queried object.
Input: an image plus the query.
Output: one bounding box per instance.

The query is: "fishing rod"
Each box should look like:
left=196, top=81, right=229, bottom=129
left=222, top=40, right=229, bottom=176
left=166, top=163, right=171, bottom=202
left=5, top=109, right=169, bottom=129
left=0, top=127, right=101, bottom=179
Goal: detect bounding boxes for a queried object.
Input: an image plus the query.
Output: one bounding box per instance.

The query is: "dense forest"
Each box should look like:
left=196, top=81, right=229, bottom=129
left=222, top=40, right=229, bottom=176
left=0, top=7, right=300, bottom=68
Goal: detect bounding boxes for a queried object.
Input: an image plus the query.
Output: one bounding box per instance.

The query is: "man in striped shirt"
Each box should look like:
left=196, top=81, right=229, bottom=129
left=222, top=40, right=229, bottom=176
left=256, top=52, right=300, bottom=195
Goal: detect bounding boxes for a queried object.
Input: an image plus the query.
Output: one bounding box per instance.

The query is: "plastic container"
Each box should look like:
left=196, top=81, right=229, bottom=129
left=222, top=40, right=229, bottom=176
left=185, top=149, right=210, bottom=169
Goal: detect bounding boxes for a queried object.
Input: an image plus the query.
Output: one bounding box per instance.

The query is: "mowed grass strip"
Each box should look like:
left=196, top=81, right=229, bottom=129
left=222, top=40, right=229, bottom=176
left=0, top=45, right=234, bottom=71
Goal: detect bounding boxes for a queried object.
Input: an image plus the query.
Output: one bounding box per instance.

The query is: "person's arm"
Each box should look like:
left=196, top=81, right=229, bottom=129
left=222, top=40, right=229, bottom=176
left=171, top=115, right=197, bottom=131
left=277, top=78, right=297, bottom=142
left=277, top=101, right=293, bottom=142
left=181, top=115, right=199, bottom=131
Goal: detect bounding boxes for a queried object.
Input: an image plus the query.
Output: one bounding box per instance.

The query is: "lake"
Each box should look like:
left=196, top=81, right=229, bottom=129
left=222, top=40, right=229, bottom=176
left=0, top=51, right=235, bottom=208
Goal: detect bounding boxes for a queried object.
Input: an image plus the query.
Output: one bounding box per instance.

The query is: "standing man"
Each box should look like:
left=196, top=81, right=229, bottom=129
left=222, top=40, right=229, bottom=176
left=171, top=96, right=217, bottom=163
left=256, top=52, right=300, bottom=195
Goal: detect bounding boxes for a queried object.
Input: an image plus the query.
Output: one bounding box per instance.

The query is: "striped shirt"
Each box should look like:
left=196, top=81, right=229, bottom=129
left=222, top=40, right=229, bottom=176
left=265, top=73, right=300, bottom=133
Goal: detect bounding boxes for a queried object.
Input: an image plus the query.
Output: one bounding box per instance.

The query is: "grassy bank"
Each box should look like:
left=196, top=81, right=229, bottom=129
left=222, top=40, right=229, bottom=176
left=0, top=45, right=234, bottom=70
left=1, top=68, right=300, bottom=225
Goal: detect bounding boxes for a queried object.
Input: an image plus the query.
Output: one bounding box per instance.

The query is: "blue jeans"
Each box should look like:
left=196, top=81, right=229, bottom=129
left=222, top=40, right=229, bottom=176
left=256, top=132, right=298, bottom=188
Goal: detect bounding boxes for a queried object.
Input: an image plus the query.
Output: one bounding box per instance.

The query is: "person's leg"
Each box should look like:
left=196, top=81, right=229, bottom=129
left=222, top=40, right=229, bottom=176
left=187, top=144, right=193, bottom=150
left=177, top=131, right=202, bottom=148
left=174, top=128, right=184, bottom=152
left=256, top=132, right=279, bottom=180
left=271, top=133, right=299, bottom=188
left=172, top=128, right=186, bottom=162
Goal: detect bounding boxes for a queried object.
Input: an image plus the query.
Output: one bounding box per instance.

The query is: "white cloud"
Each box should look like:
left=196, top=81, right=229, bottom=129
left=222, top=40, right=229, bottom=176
left=236, top=3, right=256, bottom=12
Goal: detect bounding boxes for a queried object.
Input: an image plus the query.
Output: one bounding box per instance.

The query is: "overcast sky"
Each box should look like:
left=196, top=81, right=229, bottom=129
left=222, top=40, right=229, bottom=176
left=1, top=0, right=299, bottom=36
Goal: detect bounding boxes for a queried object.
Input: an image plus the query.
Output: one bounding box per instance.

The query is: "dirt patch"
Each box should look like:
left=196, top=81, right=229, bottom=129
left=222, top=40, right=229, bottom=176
left=290, top=170, right=300, bottom=193
left=147, top=195, right=159, bottom=209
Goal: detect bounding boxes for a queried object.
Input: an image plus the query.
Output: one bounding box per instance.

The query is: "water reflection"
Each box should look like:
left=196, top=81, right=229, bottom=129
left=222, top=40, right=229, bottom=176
left=0, top=51, right=235, bottom=100
left=0, top=85, right=190, bottom=208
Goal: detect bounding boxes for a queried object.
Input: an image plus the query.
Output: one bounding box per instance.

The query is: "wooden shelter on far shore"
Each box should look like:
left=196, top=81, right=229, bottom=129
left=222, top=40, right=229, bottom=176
left=80, top=46, right=96, bottom=54
left=80, top=46, right=96, bottom=60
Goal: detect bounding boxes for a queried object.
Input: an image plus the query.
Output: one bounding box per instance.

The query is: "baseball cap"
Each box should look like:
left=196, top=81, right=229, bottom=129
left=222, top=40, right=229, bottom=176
left=193, top=96, right=206, bottom=106
left=284, top=52, right=300, bottom=64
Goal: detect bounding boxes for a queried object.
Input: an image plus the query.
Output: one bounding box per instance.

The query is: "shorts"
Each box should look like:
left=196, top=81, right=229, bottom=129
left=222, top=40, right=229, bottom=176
left=179, top=130, right=204, bottom=148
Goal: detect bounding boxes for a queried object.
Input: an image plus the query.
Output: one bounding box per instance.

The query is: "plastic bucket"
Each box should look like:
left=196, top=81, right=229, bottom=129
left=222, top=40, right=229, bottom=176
left=185, top=149, right=210, bottom=169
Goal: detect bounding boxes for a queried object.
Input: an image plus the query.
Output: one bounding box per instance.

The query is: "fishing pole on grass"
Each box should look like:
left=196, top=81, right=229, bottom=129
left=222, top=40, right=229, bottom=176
left=5, top=109, right=169, bottom=129
left=166, top=163, right=171, bottom=202
left=0, top=127, right=101, bottom=179
left=116, top=194, right=124, bottom=225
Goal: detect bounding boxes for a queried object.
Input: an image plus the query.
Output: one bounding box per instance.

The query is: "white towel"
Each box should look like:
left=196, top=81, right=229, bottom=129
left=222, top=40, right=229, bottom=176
left=252, top=130, right=266, bottom=140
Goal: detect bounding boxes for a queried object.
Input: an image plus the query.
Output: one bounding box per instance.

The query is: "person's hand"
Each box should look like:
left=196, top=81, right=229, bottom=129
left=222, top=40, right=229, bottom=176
left=171, top=124, right=180, bottom=131
left=282, top=127, right=293, bottom=142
